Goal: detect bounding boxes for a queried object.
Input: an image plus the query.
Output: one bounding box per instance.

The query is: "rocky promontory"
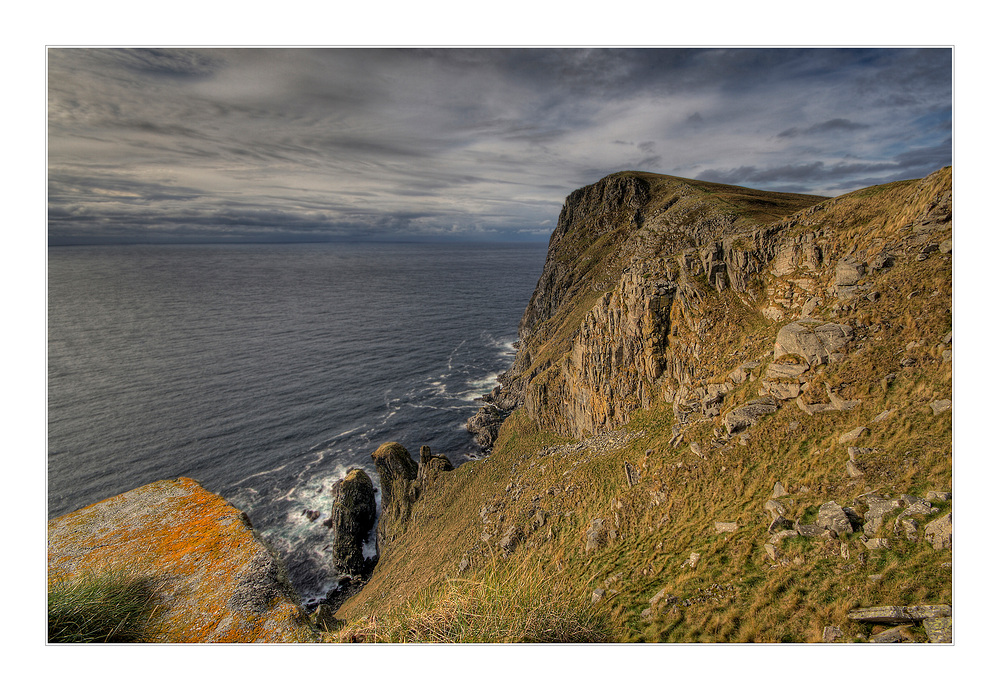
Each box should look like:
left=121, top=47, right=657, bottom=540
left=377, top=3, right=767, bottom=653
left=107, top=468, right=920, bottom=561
left=47, top=478, right=317, bottom=643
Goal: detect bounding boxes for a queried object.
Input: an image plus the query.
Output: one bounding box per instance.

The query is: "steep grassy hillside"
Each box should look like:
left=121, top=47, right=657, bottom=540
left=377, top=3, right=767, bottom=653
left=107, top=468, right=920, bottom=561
left=334, top=168, right=952, bottom=643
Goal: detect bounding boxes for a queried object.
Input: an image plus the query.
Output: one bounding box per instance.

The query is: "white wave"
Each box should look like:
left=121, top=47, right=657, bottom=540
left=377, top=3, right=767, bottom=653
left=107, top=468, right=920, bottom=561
left=232, top=462, right=291, bottom=486
left=457, top=370, right=505, bottom=401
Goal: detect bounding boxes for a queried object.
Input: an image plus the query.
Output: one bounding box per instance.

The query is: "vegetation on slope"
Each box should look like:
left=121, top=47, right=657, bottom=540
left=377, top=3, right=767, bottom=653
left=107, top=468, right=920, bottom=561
left=335, top=169, right=952, bottom=643
left=48, top=568, right=159, bottom=643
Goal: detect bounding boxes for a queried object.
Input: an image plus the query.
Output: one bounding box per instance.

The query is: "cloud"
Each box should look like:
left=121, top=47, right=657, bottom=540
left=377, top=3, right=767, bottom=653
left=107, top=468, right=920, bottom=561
left=778, top=118, right=871, bottom=138
left=47, top=47, right=953, bottom=244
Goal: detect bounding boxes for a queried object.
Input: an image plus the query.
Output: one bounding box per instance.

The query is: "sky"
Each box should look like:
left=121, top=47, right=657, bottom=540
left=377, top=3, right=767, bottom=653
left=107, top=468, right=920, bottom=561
left=47, top=47, right=952, bottom=244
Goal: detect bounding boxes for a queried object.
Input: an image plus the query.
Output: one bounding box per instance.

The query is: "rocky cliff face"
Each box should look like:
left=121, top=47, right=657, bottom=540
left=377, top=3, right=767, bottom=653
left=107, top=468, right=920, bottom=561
left=474, top=168, right=951, bottom=446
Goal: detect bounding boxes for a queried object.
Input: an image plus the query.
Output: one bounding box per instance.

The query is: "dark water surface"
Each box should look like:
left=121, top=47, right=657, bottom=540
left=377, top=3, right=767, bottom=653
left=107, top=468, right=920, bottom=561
left=47, top=241, right=547, bottom=603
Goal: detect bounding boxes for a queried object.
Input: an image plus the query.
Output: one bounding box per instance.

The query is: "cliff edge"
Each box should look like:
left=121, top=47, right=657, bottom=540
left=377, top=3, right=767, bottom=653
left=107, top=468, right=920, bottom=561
left=47, top=477, right=317, bottom=643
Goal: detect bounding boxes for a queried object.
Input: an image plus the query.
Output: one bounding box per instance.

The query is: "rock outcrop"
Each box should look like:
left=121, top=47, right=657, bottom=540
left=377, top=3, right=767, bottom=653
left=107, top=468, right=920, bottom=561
left=371, top=442, right=454, bottom=555
left=470, top=167, right=952, bottom=466
left=329, top=468, right=377, bottom=576
left=371, top=442, right=419, bottom=554
left=47, top=478, right=317, bottom=643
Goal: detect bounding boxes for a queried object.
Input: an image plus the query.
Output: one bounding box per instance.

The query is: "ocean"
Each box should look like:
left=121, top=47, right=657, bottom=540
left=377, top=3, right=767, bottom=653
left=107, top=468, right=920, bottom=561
left=47, top=241, right=548, bottom=605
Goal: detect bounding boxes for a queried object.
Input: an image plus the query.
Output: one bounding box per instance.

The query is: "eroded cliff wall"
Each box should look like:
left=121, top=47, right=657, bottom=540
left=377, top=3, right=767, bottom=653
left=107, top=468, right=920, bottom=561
left=478, top=168, right=951, bottom=444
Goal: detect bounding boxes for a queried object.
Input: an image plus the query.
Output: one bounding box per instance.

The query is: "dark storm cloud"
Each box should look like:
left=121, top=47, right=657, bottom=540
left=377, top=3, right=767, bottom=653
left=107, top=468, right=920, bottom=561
left=47, top=47, right=952, bottom=244
left=698, top=136, right=952, bottom=191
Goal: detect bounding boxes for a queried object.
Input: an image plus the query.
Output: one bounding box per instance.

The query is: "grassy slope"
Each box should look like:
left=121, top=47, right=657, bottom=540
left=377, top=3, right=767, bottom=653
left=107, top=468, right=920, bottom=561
left=335, top=170, right=951, bottom=643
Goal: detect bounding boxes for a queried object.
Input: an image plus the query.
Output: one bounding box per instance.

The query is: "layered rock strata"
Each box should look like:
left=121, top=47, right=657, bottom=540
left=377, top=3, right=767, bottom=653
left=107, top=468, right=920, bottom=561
left=470, top=167, right=951, bottom=448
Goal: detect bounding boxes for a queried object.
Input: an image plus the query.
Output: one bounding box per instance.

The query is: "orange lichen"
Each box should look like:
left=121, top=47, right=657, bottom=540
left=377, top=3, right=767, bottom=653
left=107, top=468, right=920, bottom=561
left=48, top=478, right=317, bottom=643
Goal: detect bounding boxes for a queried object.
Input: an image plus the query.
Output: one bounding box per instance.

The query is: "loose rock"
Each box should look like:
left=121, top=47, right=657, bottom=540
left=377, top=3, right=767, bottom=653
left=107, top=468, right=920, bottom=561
left=924, top=512, right=952, bottom=550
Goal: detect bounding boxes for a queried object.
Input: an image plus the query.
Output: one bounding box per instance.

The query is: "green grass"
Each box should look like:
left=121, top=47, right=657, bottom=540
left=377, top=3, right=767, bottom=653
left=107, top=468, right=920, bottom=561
left=48, top=568, right=159, bottom=643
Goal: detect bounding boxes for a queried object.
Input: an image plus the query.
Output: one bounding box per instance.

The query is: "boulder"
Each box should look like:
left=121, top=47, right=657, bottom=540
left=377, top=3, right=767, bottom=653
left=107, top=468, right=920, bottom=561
left=47, top=478, right=317, bottom=643
left=723, top=397, right=778, bottom=435
left=764, top=499, right=786, bottom=520
left=924, top=617, right=952, bottom=644
left=759, top=379, right=801, bottom=400
left=585, top=518, right=609, bottom=553
left=773, top=320, right=854, bottom=366
left=869, top=624, right=912, bottom=643
left=834, top=256, right=866, bottom=287
left=649, top=588, right=677, bottom=608
left=772, top=481, right=789, bottom=498
left=329, top=468, right=377, bottom=576
left=869, top=409, right=895, bottom=425
left=924, top=512, right=952, bottom=550
left=816, top=501, right=854, bottom=536
left=897, top=518, right=920, bottom=542
left=769, top=529, right=798, bottom=545
left=795, top=384, right=862, bottom=415
left=822, top=625, right=843, bottom=643
left=929, top=399, right=952, bottom=415
left=766, top=361, right=810, bottom=380
left=714, top=521, right=738, bottom=533
left=847, top=446, right=875, bottom=462
left=848, top=605, right=951, bottom=624
left=861, top=497, right=903, bottom=536
left=795, top=521, right=833, bottom=539
left=838, top=426, right=869, bottom=444
left=767, top=516, right=794, bottom=533
left=846, top=460, right=865, bottom=478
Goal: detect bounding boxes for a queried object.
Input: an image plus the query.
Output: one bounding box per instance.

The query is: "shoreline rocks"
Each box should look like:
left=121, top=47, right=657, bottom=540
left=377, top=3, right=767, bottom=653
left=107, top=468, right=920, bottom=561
left=329, top=468, right=377, bottom=577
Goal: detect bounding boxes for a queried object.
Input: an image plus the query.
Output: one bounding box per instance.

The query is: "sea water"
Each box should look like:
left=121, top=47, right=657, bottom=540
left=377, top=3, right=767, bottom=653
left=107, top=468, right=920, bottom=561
left=47, top=241, right=548, bottom=604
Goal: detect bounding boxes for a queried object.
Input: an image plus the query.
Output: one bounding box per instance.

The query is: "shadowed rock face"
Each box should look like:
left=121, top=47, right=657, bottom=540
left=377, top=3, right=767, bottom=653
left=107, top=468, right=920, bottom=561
left=47, top=477, right=317, bottom=643
left=371, top=442, right=419, bottom=554
left=330, top=468, right=377, bottom=576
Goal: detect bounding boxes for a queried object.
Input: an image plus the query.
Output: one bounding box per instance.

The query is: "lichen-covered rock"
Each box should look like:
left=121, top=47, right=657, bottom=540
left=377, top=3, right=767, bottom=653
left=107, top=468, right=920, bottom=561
left=924, top=512, right=952, bottom=550
left=924, top=617, right=952, bottom=643
left=723, top=397, right=778, bottom=435
left=848, top=605, right=951, bottom=624
left=329, top=468, right=377, bottom=576
left=869, top=624, right=913, bottom=643
left=773, top=319, right=854, bottom=366
left=47, top=478, right=317, bottom=643
left=816, top=501, right=854, bottom=536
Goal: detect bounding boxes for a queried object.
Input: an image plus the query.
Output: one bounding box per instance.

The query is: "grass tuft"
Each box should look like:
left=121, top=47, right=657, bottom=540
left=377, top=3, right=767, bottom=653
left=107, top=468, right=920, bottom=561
left=48, top=568, right=159, bottom=643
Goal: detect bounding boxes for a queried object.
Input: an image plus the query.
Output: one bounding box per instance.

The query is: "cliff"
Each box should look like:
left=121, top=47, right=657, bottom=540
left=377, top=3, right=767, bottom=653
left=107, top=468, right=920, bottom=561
left=47, top=478, right=317, bottom=642
left=47, top=167, right=953, bottom=643
left=337, top=167, right=952, bottom=643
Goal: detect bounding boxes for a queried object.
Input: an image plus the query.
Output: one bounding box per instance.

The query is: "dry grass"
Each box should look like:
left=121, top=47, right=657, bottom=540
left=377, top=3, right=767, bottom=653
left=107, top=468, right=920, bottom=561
left=48, top=567, right=160, bottom=643
left=334, top=169, right=952, bottom=643
left=334, top=559, right=611, bottom=643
